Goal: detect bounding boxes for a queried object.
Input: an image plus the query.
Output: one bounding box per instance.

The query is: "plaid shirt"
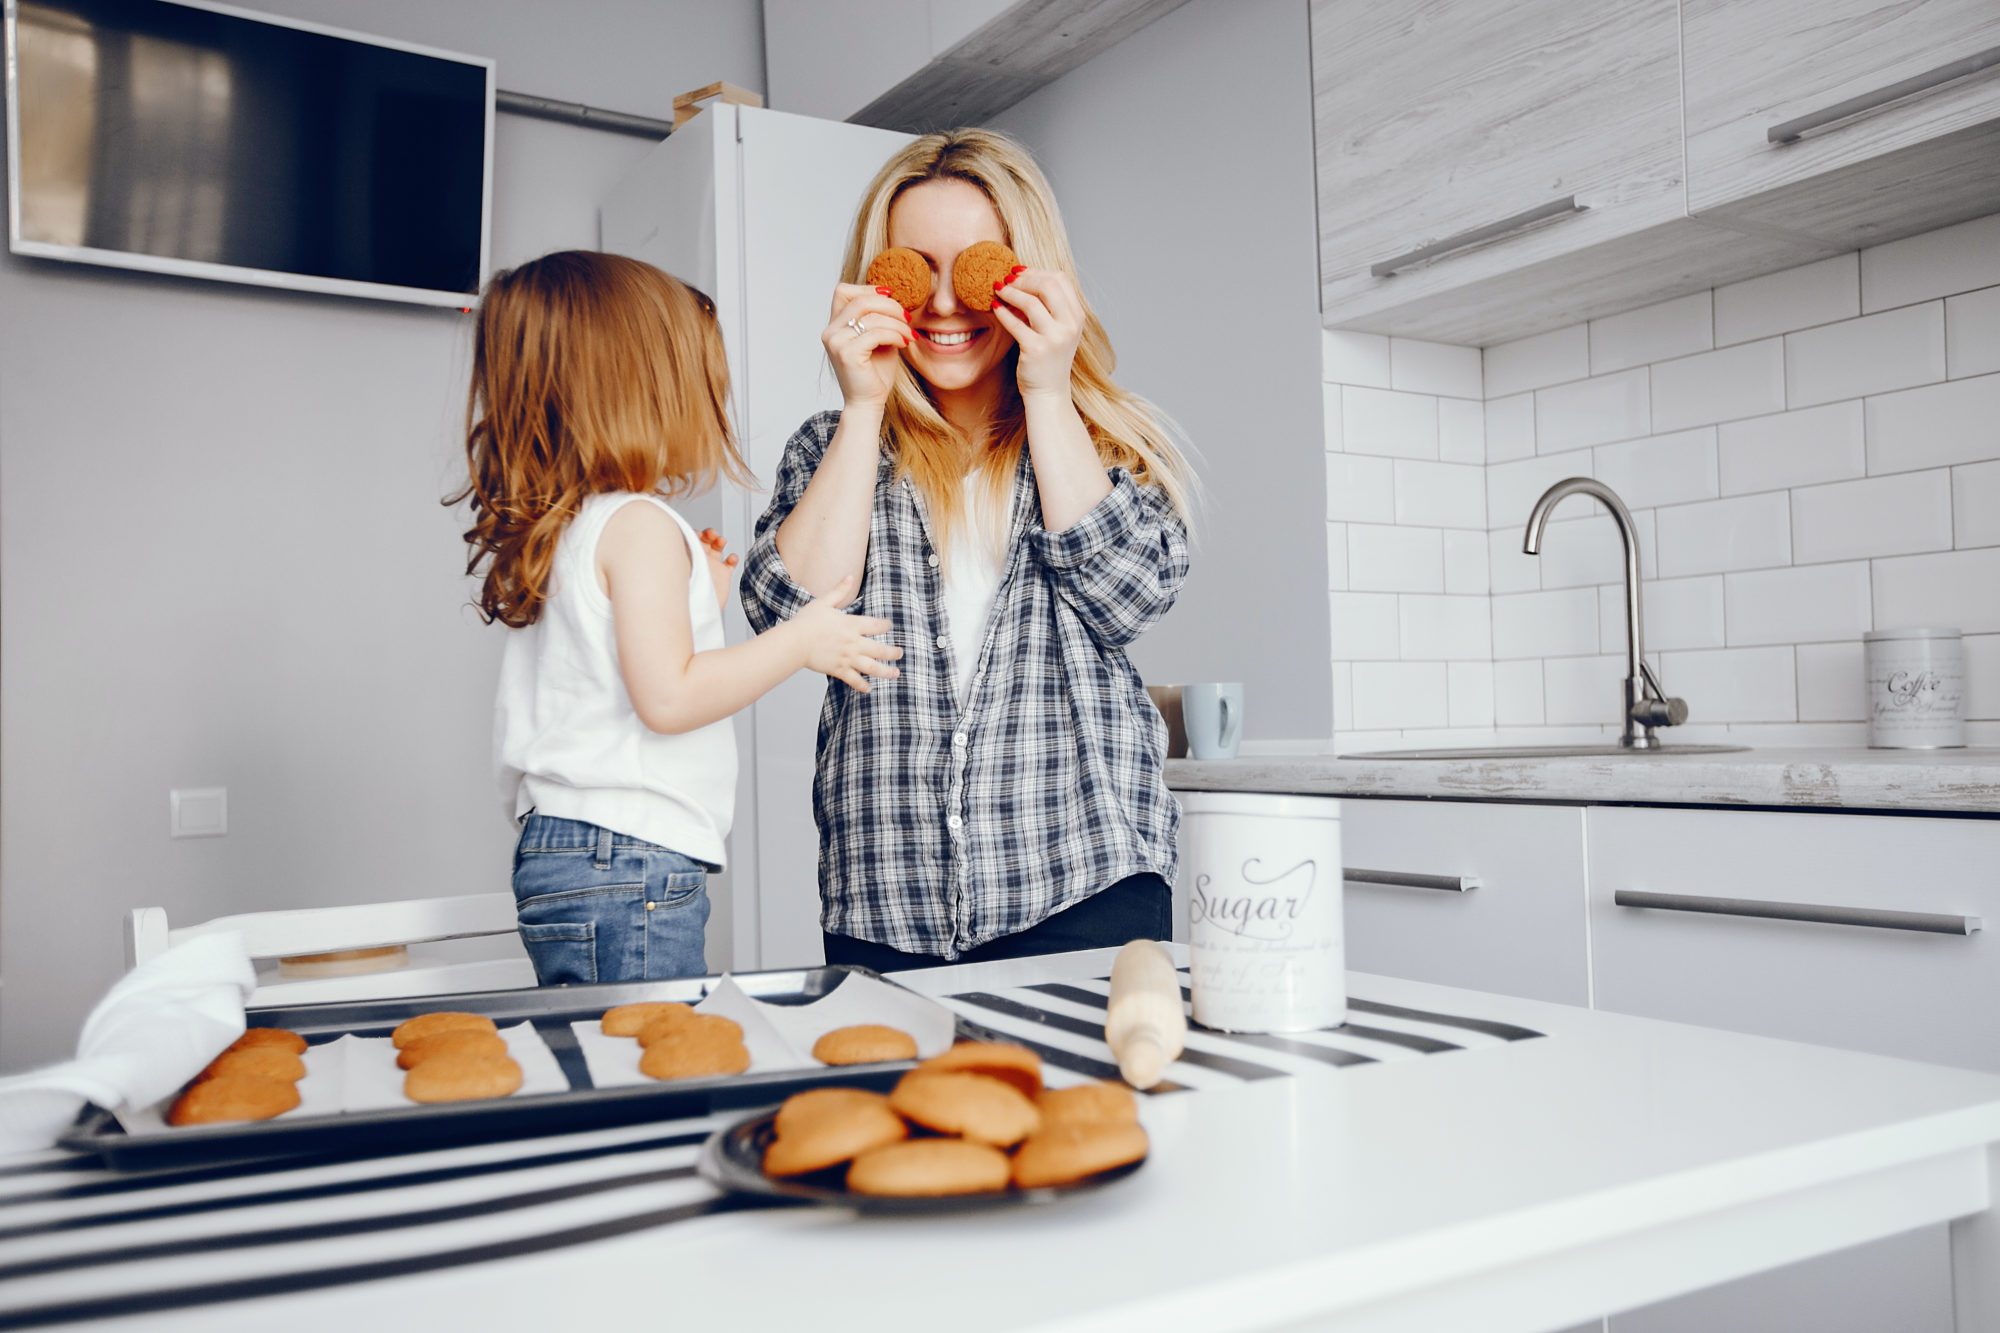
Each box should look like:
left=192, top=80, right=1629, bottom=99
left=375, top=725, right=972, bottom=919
left=741, top=411, right=1189, bottom=959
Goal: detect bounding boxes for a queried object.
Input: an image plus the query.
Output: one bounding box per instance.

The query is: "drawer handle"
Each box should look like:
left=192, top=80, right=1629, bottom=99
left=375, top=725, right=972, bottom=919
left=1615, top=889, right=1981, bottom=936
left=1768, top=44, right=2000, bottom=144
left=1369, top=196, right=1587, bottom=278
left=1346, top=868, right=1480, bottom=893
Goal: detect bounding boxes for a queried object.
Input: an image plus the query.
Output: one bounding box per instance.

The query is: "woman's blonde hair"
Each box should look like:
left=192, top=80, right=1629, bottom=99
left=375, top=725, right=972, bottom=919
left=450, top=250, right=750, bottom=628
left=842, top=128, right=1195, bottom=563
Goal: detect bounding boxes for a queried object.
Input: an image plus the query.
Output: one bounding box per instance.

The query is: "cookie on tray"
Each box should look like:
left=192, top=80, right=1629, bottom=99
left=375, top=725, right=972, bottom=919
left=602, top=1001, right=695, bottom=1039
left=639, top=1024, right=750, bottom=1081
left=847, top=1138, right=1011, bottom=1197
left=889, top=1070, right=1040, bottom=1148
left=1011, top=1120, right=1149, bottom=1189
left=916, top=1040, right=1043, bottom=1098
left=227, top=1027, right=307, bottom=1056
left=199, top=1045, right=306, bottom=1084
left=1036, top=1080, right=1139, bottom=1129
left=763, top=1096, right=907, bottom=1177
left=639, top=1010, right=739, bottom=1048
left=403, top=1053, right=524, bottom=1104
left=169, top=1075, right=301, bottom=1126
left=811, top=1024, right=917, bottom=1066
left=396, top=1028, right=508, bottom=1070
left=391, top=1012, right=497, bottom=1050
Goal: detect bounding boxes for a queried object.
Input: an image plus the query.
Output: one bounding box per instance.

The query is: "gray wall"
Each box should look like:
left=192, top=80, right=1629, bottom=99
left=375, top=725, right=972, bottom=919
left=992, top=0, right=1330, bottom=742
left=0, top=1, right=766, bottom=1070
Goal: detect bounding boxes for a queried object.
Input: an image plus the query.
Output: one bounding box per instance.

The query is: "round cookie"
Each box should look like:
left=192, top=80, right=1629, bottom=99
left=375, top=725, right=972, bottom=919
left=169, top=1075, right=301, bottom=1126
left=811, top=1024, right=918, bottom=1066
left=602, top=1001, right=695, bottom=1039
left=865, top=246, right=932, bottom=312
left=773, top=1087, right=894, bottom=1139
left=639, top=1026, right=750, bottom=1081
left=200, top=1045, right=306, bottom=1084
left=889, top=1070, right=1041, bottom=1148
left=1011, top=1120, right=1150, bottom=1189
left=396, top=1028, right=508, bottom=1070
left=391, top=1012, right=496, bottom=1050
left=1036, top=1080, right=1139, bottom=1128
left=847, top=1138, right=1011, bottom=1197
left=403, top=1053, right=524, bottom=1104
left=639, top=1010, right=739, bottom=1048
left=228, top=1027, right=307, bottom=1056
left=918, top=1041, right=1043, bottom=1098
left=763, top=1098, right=907, bottom=1177
left=952, top=240, right=1020, bottom=313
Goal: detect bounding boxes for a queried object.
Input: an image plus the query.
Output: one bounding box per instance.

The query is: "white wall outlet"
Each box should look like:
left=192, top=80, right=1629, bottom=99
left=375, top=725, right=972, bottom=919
left=170, top=787, right=228, bottom=838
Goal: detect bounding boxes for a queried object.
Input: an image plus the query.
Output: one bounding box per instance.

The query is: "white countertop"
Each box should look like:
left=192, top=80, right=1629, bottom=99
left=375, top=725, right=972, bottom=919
left=1167, top=746, right=2000, bottom=815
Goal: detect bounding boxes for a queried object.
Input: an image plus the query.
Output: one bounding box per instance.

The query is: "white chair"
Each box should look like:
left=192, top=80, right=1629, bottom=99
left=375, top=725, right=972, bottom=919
left=125, top=894, right=538, bottom=1007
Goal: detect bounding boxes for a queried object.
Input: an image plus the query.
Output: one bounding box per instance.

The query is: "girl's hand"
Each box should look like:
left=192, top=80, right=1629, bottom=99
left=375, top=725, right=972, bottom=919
left=992, top=268, right=1084, bottom=401
left=792, top=574, right=903, bottom=692
left=822, top=283, right=913, bottom=409
left=698, top=528, right=738, bottom=612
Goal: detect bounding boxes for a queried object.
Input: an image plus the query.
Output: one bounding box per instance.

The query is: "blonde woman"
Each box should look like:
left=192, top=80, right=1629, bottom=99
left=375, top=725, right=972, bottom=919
left=741, top=130, right=1195, bottom=968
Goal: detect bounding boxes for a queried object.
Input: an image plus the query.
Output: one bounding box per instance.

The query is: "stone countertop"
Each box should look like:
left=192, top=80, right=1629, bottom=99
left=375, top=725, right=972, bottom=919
left=1165, top=747, right=2000, bottom=815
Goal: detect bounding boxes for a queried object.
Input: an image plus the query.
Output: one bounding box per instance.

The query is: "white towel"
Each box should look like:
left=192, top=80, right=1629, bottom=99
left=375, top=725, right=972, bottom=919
left=0, top=931, right=256, bottom=1153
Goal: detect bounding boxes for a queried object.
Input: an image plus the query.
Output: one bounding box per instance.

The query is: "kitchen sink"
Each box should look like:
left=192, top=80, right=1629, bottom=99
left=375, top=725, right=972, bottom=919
left=1339, top=743, right=1749, bottom=760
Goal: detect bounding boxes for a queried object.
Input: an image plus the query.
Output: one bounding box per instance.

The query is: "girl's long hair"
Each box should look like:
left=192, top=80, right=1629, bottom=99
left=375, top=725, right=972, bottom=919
left=450, top=250, right=749, bottom=628
left=841, top=129, right=1196, bottom=565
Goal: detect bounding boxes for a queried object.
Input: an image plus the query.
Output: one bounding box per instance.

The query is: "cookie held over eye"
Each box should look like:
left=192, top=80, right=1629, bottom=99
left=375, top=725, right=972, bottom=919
left=952, top=240, right=1020, bottom=313
left=865, top=247, right=932, bottom=312
left=811, top=1024, right=918, bottom=1066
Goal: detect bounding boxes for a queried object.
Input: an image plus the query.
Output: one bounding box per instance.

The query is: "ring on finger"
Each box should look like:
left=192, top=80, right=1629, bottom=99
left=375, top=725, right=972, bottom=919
left=847, top=317, right=868, bottom=337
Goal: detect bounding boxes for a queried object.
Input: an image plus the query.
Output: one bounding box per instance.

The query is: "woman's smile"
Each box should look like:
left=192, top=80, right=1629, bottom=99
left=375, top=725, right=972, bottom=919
left=915, top=325, right=989, bottom=353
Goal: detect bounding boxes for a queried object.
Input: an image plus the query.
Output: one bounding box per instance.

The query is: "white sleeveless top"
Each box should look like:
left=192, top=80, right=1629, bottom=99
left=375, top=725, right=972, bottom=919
left=494, top=493, right=735, bottom=866
left=941, top=473, right=1007, bottom=704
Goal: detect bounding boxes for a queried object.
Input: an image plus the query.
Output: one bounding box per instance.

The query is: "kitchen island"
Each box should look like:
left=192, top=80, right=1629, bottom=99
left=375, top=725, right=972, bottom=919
left=8, top=946, right=2000, bottom=1332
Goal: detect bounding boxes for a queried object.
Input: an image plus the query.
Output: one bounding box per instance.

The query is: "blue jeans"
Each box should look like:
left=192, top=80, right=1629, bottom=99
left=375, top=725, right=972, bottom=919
left=511, top=813, right=712, bottom=985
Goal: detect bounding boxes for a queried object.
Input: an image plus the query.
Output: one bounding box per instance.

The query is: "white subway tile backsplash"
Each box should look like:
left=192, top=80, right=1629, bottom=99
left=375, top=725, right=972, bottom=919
left=1488, top=528, right=1540, bottom=595
left=1590, top=292, right=1713, bottom=374
left=1323, top=329, right=1391, bottom=387
left=1954, top=460, right=2000, bottom=549
left=1322, top=384, right=1344, bottom=452
left=1326, top=522, right=1348, bottom=590
left=1492, top=587, right=1598, bottom=660
left=1592, top=428, right=1720, bottom=509
left=1400, top=594, right=1491, bottom=660
left=1343, top=386, right=1438, bottom=459
left=1655, top=492, right=1791, bottom=577
left=1948, top=286, right=2000, bottom=379
left=1483, top=393, right=1536, bottom=463
left=1714, top=254, right=1860, bottom=346
left=1438, top=398, right=1486, bottom=464
left=1393, top=460, right=1486, bottom=529
left=1658, top=646, right=1797, bottom=722
left=1723, top=561, right=1872, bottom=647
left=1347, top=524, right=1444, bottom=593
left=1351, top=661, right=1449, bottom=730
left=1861, top=214, right=2000, bottom=313
left=1543, top=654, right=1626, bottom=726
left=1866, top=373, right=2000, bottom=474
left=1873, top=547, right=2000, bottom=635
left=1326, top=452, right=1395, bottom=523
left=1717, top=401, right=1865, bottom=496
left=1791, top=470, right=1952, bottom=563
left=1485, top=323, right=1589, bottom=398
left=1488, top=453, right=1590, bottom=532
left=1536, top=369, right=1650, bottom=454
left=1492, top=660, right=1545, bottom=725
left=1444, top=530, right=1491, bottom=594
left=1651, top=339, right=1785, bottom=431
left=1329, top=591, right=1400, bottom=660
left=1796, top=640, right=1866, bottom=722
left=1331, top=661, right=1353, bottom=731
left=1390, top=338, right=1483, bottom=399
left=1599, top=575, right=1726, bottom=653
left=1447, top=661, right=1495, bottom=727
left=1726, top=721, right=1871, bottom=746
left=1538, top=512, right=1656, bottom=590
left=1966, top=634, right=2000, bottom=720
left=1785, top=302, right=1946, bottom=408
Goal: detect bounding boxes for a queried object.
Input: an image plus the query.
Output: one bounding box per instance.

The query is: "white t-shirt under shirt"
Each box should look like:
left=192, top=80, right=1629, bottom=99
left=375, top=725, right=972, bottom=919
left=494, top=492, right=736, bottom=867
left=940, top=472, right=1008, bottom=703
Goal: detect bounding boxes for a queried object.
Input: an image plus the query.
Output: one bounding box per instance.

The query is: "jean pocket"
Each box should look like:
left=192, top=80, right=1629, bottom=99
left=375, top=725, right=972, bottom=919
left=652, top=867, right=706, bottom=906
left=518, top=920, right=597, bottom=986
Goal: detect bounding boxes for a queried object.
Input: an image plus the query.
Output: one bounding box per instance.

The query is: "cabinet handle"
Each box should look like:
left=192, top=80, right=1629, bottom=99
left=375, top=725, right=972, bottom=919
left=1615, top=889, right=1981, bottom=936
left=1346, top=868, right=1480, bottom=893
left=1369, top=196, right=1587, bottom=278
left=1768, top=44, right=2000, bottom=144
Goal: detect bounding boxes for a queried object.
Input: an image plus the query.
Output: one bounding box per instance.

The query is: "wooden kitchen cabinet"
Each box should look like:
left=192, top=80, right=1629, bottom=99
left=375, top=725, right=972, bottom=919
left=1682, top=0, right=2000, bottom=249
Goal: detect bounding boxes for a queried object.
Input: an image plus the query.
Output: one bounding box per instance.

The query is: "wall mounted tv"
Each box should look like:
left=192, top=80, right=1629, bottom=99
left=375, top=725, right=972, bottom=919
left=4, top=0, right=493, bottom=307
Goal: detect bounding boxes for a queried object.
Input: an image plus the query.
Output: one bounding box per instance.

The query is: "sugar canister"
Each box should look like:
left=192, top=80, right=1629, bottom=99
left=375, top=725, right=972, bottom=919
left=1864, top=627, right=1965, bottom=749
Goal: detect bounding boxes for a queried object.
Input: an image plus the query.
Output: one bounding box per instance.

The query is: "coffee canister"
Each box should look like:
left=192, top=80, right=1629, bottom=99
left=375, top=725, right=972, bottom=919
left=1864, top=627, right=1965, bottom=749
left=1180, top=791, right=1343, bottom=1033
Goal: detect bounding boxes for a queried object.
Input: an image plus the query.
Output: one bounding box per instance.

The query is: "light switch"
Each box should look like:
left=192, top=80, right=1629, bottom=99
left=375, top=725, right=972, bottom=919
left=170, top=787, right=228, bottom=838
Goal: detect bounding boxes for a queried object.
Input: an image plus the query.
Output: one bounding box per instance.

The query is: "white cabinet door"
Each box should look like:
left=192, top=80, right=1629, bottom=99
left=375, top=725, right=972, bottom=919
left=1339, top=800, right=1590, bottom=1005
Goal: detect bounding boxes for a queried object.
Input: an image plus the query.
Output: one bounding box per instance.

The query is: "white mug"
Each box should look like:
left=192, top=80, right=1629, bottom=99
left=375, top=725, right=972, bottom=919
left=1183, top=682, right=1243, bottom=760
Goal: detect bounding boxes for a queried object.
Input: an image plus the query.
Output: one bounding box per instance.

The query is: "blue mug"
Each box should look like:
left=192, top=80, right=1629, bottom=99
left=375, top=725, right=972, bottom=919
left=1183, top=682, right=1243, bottom=760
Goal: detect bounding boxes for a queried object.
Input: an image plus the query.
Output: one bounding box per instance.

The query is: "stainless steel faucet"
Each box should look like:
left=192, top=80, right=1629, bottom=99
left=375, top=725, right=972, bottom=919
left=1522, top=478, right=1688, bottom=749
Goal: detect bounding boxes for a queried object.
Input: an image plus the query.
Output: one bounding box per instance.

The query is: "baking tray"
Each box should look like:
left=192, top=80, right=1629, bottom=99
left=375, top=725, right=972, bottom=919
left=60, top=966, right=996, bottom=1171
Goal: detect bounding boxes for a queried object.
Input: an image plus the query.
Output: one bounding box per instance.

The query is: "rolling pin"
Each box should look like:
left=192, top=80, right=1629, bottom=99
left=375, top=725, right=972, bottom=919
left=1105, top=939, right=1186, bottom=1088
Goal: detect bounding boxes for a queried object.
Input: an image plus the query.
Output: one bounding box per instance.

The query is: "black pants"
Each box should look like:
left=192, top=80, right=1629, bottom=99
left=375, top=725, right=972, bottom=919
left=822, top=872, right=1172, bottom=972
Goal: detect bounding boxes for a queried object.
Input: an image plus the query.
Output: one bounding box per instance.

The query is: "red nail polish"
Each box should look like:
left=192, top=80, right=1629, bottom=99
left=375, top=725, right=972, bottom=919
left=875, top=286, right=893, bottom=297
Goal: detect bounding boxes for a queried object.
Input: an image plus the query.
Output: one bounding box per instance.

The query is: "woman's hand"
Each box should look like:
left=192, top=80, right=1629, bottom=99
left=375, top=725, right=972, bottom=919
left=822, top=283, right=913, bottom=408
left=992, top=269, right=1084, bottom=401
left=698, top=528, right=738, bottom=612
left=789, top=574, right=903, bottom=693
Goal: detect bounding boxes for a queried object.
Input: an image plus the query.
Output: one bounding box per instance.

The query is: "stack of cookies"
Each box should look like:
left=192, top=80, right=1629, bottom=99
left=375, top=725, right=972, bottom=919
left=601, top=1002, right=751, bottom=1080
left=392, top=1012, right=522, bottom=1103
left=762, top=1040, right=1148, bottom=1197
left=168, top=1027, right=309, bottom=1126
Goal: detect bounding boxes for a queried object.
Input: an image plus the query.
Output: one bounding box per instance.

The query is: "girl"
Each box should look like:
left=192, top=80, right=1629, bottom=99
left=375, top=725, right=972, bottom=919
left=454, top=250, right=903, bottom=984
left=741, top=131, right=1196, bottom=968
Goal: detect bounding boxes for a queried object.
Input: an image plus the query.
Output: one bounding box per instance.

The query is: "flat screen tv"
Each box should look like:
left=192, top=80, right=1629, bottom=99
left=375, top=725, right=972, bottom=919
left=4, top=0, right=492, bottom=307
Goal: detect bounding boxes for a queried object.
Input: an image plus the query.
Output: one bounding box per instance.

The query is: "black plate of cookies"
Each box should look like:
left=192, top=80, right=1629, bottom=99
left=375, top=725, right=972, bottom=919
left=698, top=1041, right=1149, bottom=1213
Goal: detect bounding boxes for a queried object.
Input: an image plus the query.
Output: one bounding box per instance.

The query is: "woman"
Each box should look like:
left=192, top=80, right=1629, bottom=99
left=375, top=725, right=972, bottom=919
left=740, top=129, right=1194, bottom=968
